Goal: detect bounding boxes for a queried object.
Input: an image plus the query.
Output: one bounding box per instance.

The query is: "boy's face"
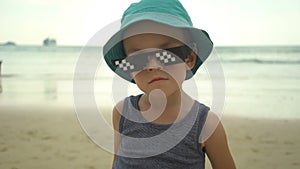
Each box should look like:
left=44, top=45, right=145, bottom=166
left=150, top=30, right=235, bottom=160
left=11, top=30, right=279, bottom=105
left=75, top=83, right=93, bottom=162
left=122, top=23, right=196, bottom=96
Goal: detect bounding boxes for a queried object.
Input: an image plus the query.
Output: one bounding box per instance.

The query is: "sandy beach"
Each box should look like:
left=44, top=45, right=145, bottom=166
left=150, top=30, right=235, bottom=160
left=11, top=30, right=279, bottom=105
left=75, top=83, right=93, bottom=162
left=0, top=105, right=299, bottom=169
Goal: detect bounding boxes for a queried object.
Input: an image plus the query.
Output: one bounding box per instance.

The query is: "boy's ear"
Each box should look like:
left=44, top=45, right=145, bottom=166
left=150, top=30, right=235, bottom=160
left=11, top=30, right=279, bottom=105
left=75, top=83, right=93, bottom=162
left=185, top=47, right=197, bottom=70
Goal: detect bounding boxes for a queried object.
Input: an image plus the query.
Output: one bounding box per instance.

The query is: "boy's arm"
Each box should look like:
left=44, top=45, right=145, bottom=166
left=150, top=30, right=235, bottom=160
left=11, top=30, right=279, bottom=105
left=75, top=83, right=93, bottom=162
left=112, top=101, right=123, bottom=169
left=202, top=112, right=236, bottom=169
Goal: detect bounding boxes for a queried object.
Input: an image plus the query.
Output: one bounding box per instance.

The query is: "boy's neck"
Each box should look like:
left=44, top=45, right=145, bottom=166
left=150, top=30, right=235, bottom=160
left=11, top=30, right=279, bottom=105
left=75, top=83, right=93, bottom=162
left=144, top=88, right=185, bottom=107
left=139, top=88, right=194, bottom=124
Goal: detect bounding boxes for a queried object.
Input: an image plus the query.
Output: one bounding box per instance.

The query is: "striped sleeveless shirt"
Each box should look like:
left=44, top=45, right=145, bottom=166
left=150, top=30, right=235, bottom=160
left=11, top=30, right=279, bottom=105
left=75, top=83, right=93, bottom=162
left=113, top=95, right=209, bottom=169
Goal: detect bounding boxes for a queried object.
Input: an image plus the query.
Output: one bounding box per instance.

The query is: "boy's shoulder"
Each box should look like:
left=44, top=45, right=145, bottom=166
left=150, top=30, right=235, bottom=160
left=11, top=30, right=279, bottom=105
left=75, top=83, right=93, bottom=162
left=113, top=99, right=125, bottom=115
left=113, top=95, right=139, bottom=113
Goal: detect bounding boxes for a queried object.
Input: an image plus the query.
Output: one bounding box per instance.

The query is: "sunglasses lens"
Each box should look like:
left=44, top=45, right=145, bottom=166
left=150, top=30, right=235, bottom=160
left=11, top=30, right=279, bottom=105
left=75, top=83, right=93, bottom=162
left=114, top=59, right=135, bottom=72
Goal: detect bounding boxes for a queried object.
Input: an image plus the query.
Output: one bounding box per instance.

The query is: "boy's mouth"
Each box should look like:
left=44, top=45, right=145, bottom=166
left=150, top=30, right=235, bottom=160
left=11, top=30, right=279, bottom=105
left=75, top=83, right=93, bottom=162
left=148, top=77, right=169, bottom=84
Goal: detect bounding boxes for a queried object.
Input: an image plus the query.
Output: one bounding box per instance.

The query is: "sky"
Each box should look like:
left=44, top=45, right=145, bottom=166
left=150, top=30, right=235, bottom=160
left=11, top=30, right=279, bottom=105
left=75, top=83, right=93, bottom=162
left=0, top=0, right=299, bottom=46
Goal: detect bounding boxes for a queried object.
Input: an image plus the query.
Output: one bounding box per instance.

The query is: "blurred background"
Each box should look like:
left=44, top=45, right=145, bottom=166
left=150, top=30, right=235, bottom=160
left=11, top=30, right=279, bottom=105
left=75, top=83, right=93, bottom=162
left=0, top=0, right=299, bottom=169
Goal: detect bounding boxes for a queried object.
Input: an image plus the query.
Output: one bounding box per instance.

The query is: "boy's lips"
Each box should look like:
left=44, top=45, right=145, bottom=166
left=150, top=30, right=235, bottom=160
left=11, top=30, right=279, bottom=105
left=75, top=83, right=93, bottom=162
left=148, top=77, right=169, bottom=84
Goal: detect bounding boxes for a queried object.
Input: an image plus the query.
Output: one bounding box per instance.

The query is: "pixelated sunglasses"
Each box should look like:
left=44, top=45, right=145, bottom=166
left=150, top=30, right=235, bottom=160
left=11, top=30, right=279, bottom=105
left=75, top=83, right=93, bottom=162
left=112, top=45, right=193, bottom=73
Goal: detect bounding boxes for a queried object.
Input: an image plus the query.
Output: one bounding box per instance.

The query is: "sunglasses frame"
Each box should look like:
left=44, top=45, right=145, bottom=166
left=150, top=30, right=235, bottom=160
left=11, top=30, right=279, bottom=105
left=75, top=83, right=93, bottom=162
left=112, top=44, right=194, bottom=74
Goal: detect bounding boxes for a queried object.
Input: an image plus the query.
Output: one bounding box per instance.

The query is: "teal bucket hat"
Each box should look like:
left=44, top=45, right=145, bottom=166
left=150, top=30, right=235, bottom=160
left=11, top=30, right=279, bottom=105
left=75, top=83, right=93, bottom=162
left=103, top=0, right=213, bottom=83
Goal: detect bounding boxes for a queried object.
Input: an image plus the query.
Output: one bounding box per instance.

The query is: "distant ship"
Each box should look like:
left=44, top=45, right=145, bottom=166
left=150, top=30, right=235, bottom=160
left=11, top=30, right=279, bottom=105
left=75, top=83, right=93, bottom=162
left=0, top=41, right=16, bottom=46
left=43, top=38, right=57, bottom=46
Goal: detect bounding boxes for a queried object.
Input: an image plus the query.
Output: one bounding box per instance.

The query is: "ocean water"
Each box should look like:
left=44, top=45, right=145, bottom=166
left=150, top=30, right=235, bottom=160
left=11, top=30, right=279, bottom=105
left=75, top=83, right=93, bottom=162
left=0, top=45, right=299, bottom=119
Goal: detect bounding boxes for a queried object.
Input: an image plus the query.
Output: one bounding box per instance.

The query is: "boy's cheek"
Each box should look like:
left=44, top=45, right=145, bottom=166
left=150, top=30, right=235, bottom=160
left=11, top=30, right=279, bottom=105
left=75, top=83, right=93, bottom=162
left=164, top=64, right=186, bottom=82
left=130, top=71, right=148, bottom=82
left=130, top=71, right=143, bottom=79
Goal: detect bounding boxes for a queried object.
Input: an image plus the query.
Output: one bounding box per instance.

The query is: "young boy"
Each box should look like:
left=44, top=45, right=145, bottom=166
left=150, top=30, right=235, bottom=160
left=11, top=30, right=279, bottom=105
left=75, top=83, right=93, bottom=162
left=103, top=0, right=236, bottom=168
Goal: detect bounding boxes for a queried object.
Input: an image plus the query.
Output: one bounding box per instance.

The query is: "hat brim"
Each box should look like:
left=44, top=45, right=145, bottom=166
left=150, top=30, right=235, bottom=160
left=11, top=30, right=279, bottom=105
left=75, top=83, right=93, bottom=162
left=103, top=13, right=213, bottom=83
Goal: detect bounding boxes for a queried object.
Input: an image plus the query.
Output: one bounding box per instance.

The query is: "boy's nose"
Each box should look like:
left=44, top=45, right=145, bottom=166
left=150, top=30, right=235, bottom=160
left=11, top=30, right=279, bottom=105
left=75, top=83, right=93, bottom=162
left=145, top=56, right=163, bottom=71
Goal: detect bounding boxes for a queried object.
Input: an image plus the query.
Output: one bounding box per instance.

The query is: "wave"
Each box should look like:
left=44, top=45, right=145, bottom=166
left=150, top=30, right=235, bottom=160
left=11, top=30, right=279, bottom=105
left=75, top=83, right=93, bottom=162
left=0, top=73, right=112, bottom=80
left=0, top=73, right=73, bottom=80
left=223, top=59, right=300, bottom=64
left=216, top=46, right=300, bottom=53
left=0, top=74, right=21, bottom=78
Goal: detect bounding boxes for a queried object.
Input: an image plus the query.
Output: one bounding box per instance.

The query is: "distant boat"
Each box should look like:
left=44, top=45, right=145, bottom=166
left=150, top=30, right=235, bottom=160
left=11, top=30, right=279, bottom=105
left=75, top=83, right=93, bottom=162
left=43, top=38, right=57, bottom=46
left=0, top=41, right=16, bottom=46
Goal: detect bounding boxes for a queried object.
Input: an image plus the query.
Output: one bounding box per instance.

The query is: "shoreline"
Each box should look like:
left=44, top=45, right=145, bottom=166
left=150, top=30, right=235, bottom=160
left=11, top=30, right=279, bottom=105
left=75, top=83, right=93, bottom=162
left=0, top=106, right=299, bottom=169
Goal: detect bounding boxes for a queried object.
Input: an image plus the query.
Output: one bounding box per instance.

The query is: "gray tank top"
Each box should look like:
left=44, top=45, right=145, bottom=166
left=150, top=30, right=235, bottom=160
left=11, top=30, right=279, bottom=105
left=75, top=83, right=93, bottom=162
left=114, top=95, right=209, bottom=169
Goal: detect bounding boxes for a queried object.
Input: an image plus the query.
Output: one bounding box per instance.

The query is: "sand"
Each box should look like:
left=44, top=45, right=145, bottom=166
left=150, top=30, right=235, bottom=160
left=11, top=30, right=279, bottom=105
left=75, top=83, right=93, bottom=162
left=0, top=105, right=299, bottom=169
